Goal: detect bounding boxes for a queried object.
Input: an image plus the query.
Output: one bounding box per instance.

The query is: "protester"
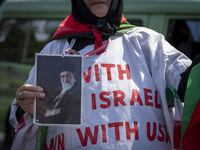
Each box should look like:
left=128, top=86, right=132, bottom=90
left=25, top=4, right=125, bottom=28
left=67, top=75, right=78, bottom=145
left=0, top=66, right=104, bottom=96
left=10, top=0, right=200, bottom=149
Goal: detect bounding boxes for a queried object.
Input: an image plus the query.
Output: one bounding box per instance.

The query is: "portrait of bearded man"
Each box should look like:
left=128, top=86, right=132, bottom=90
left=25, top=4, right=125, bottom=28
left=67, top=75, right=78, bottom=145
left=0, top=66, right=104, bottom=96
left=44, top=69, right=81, bottom=124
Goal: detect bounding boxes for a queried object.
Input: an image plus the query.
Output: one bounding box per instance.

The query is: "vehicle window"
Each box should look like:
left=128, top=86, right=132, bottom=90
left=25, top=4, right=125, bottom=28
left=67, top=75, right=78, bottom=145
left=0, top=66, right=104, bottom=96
left=167, top=19, right=200, bottom=60
left=0, top=19, right=62, bottom=64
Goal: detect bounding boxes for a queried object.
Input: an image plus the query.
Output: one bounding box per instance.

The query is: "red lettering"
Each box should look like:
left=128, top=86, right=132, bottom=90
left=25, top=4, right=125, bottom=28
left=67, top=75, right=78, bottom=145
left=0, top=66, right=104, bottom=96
left=100, top=92, right=111, bottom=109
left=91, top=89, right=161, bottom=110
left=45, top=134, right=65, bottom=150
left=108, top=122, right=123, bottom=141
left=76, top=126, right=99, bottom=147
left=117, top=64, right=131, bottom=80
left=57, top=133, right=65, bottom=150
left=45, top=136, right=57, bottom=150
left=101, top=64, right=115, bottom=81
left=84, top=67, right=92, bottom=83
left=130, top=89, right=143, bottom=106
left=84, top=64, right=132, bottom=83
left=147, top=122, right=157, bottom=141
left=125, top=122, right=139, bottom=140
left=144, top=88, right=153, bottom=107
left=91, top=93, right=97, bottom=110
left=94, top=64, right=100, bottom=82
left=113, top=90, right=126, bottom=107
left=157, top=124, right=165, bottom=142
left=101, top=124, right=107, bottom=143
left=155, top=90, right=161, bottom=109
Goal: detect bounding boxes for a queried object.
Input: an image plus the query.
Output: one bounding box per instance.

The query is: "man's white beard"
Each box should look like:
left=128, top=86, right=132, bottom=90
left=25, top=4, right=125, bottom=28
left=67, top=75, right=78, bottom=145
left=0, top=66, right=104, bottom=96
left=60, top=76, right=76, bottom=95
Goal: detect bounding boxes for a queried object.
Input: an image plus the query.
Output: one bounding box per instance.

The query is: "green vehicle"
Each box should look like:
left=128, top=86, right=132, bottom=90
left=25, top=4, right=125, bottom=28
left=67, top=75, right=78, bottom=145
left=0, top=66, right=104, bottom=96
left=0, top=0, right=200, bottom=147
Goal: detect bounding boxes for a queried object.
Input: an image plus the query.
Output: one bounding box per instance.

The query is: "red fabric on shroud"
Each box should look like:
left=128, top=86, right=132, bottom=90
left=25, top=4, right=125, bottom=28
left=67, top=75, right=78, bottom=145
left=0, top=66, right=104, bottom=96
left=173, top=121, right=181, bottom=149
left=52, top=14, right=126, bottom=55
left=182, top=99, right=200, bottom=150
left=52, top=14, right=127, bottom=39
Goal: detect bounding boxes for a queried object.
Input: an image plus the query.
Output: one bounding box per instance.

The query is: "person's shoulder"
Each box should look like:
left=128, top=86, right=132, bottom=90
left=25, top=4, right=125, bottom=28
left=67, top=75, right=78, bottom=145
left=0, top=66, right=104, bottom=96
left=125, top=26, right=163, bottom=39
left=47, top=38, right=69, bottom=47
left=40, top=38, right=69, bottom=54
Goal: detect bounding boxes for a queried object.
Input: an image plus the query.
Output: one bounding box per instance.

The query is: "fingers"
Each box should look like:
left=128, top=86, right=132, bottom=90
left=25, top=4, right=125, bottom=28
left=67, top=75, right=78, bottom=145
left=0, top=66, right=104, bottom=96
left=17, top=98, right=34, bottom=106
left=16, top=84, right=43, bottom=94
left=16, top=84, right=45, bottom=116
left=16, top=84, right=45, bottom=101
left=17, top=92, right=24, bottom=101
left=18, top=98, right=35, bottom=116
left=16, top=90, right=45, bottom=101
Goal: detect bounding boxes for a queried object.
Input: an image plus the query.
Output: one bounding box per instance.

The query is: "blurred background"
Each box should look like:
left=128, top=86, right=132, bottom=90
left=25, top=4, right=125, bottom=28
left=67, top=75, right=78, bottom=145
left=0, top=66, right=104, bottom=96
left=0, top=0, right=200, bottom=149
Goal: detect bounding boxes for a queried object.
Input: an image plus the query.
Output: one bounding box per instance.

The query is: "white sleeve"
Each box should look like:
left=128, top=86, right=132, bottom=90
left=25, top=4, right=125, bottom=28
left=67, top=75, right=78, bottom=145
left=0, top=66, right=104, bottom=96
left=134, top=27, right=192, bottom=89
left=126, top=27, right=192, bottom=145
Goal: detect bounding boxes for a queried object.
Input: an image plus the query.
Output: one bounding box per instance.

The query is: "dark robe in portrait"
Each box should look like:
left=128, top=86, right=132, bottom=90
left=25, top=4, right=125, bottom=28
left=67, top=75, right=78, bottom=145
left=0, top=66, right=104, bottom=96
left=36, top=83, right=81, bottom=125
left=49, top=83, right=81, bottom=124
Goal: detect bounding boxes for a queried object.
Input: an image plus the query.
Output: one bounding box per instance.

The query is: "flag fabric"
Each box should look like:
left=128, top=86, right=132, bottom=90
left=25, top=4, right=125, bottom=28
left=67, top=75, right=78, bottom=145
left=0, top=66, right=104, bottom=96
left=181, top=63, right=200, bottom=150
left=166, top=86, right=183, bottom=149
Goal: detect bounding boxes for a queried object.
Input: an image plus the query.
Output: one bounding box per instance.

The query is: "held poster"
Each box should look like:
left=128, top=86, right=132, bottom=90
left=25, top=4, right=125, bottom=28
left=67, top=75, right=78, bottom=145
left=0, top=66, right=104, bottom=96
left=34, top=54, right=82, bottom=126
